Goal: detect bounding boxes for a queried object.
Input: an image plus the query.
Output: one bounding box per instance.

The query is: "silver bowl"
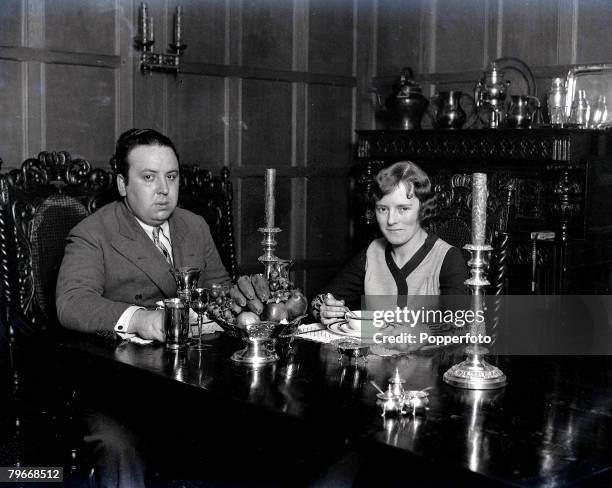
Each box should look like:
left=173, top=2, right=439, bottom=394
left=331, top=338, right=370, bottom=363
left=213, top=315, right=306, bottom=365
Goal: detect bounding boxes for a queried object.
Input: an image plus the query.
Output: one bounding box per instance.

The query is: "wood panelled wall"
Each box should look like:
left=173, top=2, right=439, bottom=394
left=372, top=0, right=612, bottom=114
left=1, top=0, right=612, bottom=297
left=0, top=0, right=377, bottom=298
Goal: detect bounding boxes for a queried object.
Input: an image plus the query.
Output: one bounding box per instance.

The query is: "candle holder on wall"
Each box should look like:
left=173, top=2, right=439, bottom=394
left=136, top=3, right=186, bottom=74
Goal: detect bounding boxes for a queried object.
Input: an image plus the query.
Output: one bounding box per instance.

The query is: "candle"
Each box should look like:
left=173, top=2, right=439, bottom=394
left=140, top=2, right=148, bottom=43
left=471, top=173, right=488, bottom=246
left=174, top=6, right=182, bottom=45
left=147, top=15, right=154, bottom=44
left=264, top=168, right=276, bottom=229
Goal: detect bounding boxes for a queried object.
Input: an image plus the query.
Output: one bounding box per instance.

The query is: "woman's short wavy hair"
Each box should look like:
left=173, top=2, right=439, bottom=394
left=368, top=161, right=437, bottom=226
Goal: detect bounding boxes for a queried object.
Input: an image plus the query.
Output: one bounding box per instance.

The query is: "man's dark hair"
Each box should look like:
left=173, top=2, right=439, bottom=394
left=112, top=128, right=179, bottom=182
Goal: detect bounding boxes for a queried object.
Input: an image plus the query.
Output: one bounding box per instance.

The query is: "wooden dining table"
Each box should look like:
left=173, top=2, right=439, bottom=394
left=48, top=326, right=612, bottom=488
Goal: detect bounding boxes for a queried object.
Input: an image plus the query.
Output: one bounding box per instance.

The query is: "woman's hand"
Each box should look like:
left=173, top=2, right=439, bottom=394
left=319, top=293, right=349, bottom=326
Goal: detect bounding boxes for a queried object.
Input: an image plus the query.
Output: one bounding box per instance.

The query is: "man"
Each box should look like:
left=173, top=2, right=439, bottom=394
left=56, top=128, right=230, bottom=341
left=56, top=128, right=231, bottom=488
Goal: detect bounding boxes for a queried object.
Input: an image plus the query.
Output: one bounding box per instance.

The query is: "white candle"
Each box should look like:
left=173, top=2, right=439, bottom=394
left=471, top=173, right=488, bottom=246
left=265, top=169, right=276, bottom=229
left=147, top=15, right=154, bottom=44
left=140, top=2, right=148, bottom=43
left=174, top=6, right=182, bottom=45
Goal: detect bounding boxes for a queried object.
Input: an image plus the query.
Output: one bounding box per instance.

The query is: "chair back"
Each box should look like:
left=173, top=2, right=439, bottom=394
left=0, top=152, right=116, bottom=336
left=178, top=165, right=238, bottom=281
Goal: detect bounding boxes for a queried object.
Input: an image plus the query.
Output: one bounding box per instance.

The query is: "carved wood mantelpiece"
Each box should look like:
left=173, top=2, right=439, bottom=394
left=354, top=129, right=612, bottom=293
left=357, top=128, right=606, bottom=165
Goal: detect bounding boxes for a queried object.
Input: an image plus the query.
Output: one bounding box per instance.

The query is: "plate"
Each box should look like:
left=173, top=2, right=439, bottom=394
left=493, top=56, right=536, bottom=97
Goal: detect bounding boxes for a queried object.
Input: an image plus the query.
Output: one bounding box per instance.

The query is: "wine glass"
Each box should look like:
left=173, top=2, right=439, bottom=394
left=190, top=287, right=210, bottom=351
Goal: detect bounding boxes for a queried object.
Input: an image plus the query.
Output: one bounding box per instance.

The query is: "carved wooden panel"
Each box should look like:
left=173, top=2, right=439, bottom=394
left=0, top=0, right=21, bottom=46
left=242, top=0, right=293, bottom=70
left=45, top=65, right=115, bottom=166
left=376, top=0, right=421, bottom=76
left=307, top=85, right=353, bottom=168
left=576, top=0, right=612, bottom=64
left=501, top=0, right=559, bottom=67
left=356, top=129, right=595, bottom=164
left=241, top=79, right=292, bottom=167
left=44, top=0, right=116, bottom=54
left=0, top=60, right=23, bottom=166
left=168, top=74, right=225, bottom=167
left=180, top=0, right=226, bottom=65
left=309, top=0, right=354, bottom=77
left=435, top=0, right=486, bottom=73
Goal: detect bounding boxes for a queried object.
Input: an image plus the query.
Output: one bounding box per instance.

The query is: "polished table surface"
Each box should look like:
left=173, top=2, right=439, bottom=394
left=56, top=331, right=612, bottom=487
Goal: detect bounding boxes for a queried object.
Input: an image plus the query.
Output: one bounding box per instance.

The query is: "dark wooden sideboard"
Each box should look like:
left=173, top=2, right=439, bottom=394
left=354, top=128, right=612, bottom=294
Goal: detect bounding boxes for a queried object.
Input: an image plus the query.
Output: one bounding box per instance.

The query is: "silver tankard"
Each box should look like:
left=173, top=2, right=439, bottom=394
left=163, top=298, right=190, bottom=349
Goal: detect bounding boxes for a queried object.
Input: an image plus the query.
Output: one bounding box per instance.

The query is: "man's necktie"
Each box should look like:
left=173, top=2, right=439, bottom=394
left=152, top=226, right=173, bottom=266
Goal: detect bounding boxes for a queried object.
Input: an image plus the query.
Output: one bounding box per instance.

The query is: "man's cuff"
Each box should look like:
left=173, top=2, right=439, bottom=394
left=115, top=305, right=145, bottom=337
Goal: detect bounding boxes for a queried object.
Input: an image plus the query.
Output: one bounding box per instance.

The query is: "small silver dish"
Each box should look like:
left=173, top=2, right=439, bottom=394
left=404, top=390, right=430, bottom=415
left=331, top=338, right=369, bottom=363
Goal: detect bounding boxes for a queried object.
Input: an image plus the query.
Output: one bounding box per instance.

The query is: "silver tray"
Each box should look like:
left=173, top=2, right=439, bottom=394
left=565, top=63, right=612, bottom=124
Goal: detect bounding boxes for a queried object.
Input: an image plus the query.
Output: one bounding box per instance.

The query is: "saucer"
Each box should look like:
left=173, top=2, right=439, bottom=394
left=327, top=321, right=361, bottom=338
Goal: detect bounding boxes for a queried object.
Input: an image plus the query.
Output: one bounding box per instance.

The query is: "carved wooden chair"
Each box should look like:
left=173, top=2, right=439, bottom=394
left=1, top=151, right=116, bottom=336
left=177, top=164, right=238, bottom=281
left=0, top=152, right=116, bottom=479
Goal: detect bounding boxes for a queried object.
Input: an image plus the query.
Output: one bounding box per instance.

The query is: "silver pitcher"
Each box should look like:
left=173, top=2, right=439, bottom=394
left=506, top=95, right=540, bottom=128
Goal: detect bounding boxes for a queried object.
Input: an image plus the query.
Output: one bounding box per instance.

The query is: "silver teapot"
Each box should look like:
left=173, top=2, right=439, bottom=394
left=475, top=62, right=510, bottom=128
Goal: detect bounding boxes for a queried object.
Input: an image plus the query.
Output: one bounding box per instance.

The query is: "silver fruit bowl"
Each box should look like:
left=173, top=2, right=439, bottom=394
left=212, top=315, right=306, bottom=365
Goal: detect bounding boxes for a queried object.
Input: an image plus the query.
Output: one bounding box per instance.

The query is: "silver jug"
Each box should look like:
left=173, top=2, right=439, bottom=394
left=374, top=67, right=429, bottom=130
left=506, top=95, right=540, bottom=128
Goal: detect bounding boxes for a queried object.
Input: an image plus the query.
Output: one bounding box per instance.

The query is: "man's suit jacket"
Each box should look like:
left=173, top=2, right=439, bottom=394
left=56, top=200, right=231, bottom=334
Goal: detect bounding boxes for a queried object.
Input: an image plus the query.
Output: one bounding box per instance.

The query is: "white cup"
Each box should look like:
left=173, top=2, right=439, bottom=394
left=344, top=310, right=374, bottom=332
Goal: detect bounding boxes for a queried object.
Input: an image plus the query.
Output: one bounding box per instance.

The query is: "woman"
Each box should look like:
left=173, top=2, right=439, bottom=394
left=313, top=161, right=467, bottom=325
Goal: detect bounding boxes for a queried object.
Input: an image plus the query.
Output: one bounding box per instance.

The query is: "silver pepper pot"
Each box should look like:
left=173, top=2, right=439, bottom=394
left=388, top=367, right=406, bottom=398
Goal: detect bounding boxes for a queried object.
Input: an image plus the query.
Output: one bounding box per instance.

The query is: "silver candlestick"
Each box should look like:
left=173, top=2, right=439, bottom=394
left=443, top=243, right=507, bottom=389
left=258, top=226, right=281, bottom=279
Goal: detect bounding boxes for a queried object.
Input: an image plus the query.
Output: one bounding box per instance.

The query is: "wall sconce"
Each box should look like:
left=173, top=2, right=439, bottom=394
left=136, top=3, right=187, bottom=74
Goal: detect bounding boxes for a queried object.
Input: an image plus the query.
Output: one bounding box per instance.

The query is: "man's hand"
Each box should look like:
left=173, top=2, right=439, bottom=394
left=320, top=294, right=349, bottom=326
left=127, top=309, right=165, bottom=342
